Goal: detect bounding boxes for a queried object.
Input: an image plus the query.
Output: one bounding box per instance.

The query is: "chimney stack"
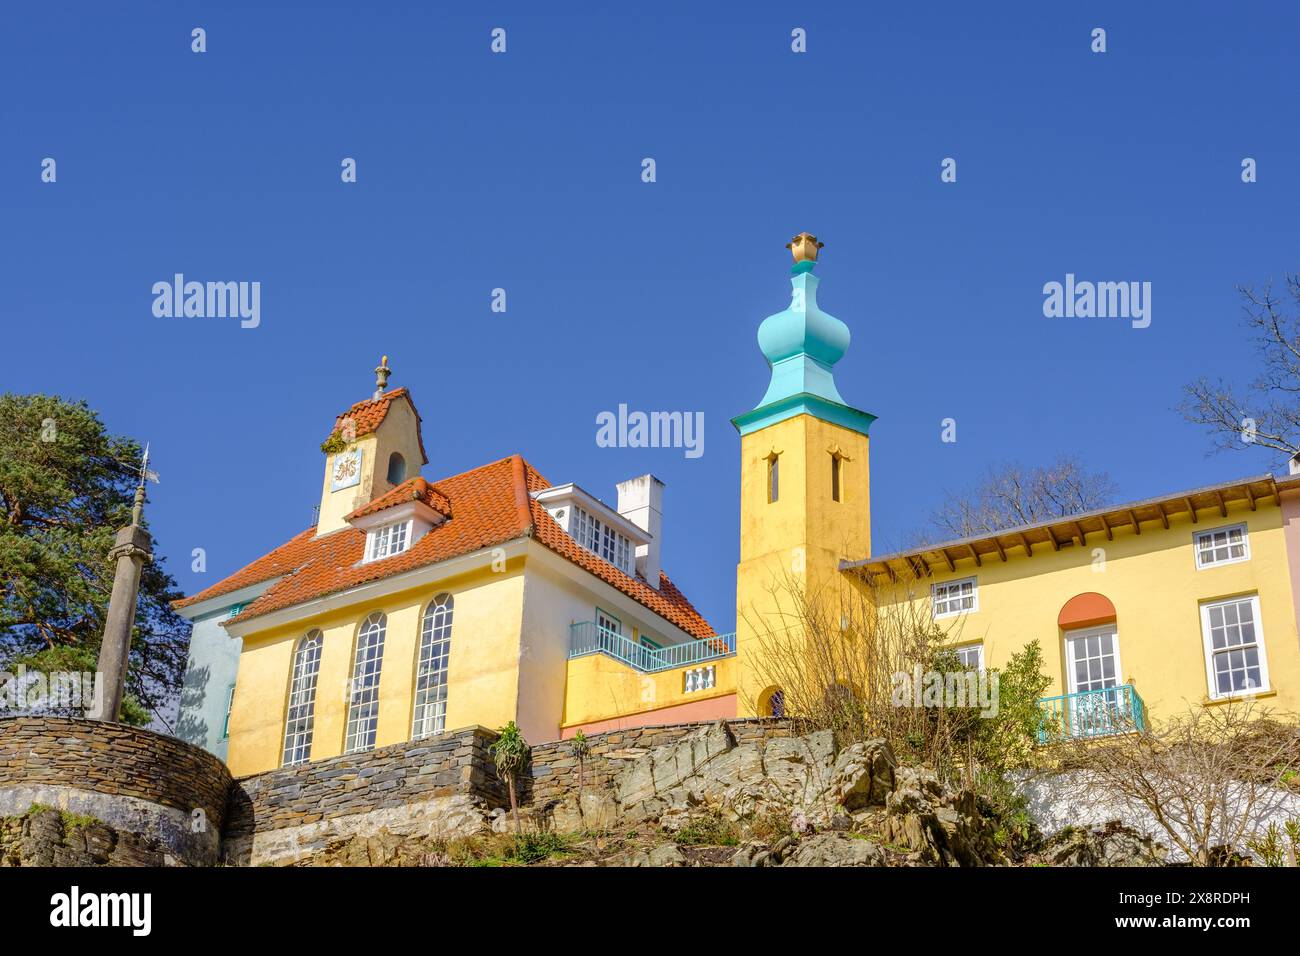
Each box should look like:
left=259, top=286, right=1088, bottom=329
left=616, top=474, right=664, bottom=588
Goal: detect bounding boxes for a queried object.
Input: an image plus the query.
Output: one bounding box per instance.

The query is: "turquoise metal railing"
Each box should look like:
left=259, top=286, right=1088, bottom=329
left=567, top=621, right=736, bottom=673
left=1037, top=684, right=1146, bottom=743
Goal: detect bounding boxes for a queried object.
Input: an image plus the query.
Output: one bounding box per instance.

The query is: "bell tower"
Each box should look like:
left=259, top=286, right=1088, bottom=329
left=732, top=235, right=876, bottom=716
left=316, top=356, right=428, bottom=535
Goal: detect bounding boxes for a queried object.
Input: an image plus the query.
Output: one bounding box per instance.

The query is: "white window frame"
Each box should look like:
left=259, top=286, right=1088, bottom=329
left=1065, top=625, right=1123, bottom=696
left=572, top=506, right=635, bottom=576
left=1194, top=523, right=1250, bottom=570
left=366, top=519, right=411, bottom=562
left=955, top=643, right=984, bottom=672
left=282, top=630, right=324, bottom=767
left=411, top=594, right=453, bottom=740
left=932, top=576, right=978, bottom=619
left=1200, top=594, right=1271, bottom=700
left=344, top=612, right=387, bottom=753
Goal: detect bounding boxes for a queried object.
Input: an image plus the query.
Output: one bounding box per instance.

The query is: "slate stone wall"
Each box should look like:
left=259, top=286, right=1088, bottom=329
left=0, top=716, right=233, bottom=864
left=224, top=724, right=507, bottom=845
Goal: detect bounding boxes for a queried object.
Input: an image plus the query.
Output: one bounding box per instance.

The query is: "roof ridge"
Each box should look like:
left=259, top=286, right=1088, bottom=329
left=510, top=454, right=536, bottom=534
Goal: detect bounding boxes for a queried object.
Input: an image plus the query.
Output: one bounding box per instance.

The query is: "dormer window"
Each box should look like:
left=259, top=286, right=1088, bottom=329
left=366, top=520, right=410, bottom=561
left=573, top=505, right=634, bottom=576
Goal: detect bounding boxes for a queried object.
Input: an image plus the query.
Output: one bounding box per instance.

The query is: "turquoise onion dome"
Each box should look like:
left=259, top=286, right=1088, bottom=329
left=756, top=261, right=851, bottom=402
left=732, top=233, right=876, bottom=438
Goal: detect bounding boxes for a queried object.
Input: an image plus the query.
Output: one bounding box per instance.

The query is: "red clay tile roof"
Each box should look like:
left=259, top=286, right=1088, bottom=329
left=329, top=387, right=429, bottom=465
left=172, top=528, right=321, bottom=611
left=347, top=476, right=452, bottom=521
left=194, top=454, right=713, bottom=639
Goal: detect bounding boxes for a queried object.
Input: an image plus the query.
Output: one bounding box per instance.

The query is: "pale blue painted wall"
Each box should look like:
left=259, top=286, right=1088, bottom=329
left=176, top=604, right=246, bottom=761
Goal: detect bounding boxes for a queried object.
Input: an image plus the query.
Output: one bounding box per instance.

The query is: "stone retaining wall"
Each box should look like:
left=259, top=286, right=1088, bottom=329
left=0, top=716, right=232, bottom=865
left=224, top=725, right=508, bottom=865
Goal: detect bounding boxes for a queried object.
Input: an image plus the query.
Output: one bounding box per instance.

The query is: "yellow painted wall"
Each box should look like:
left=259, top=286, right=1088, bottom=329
left=875, top=503, right=1300, bottom=722
left=734, top=413, right=871, bottom=714
left=226, top=560, right=527, bottom=777
left=561, top=653, right=737, bottom=729
left=316, top=398, right=424, bottom=535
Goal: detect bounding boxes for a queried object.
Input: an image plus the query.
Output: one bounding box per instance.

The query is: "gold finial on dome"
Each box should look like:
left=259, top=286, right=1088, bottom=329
left=786, top=232, right=824, bottom=264
left=374, top=355, right=391, bottom=399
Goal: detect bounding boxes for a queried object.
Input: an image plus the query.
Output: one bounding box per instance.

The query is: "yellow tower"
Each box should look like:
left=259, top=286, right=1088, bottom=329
left=732, top=235, right=876, bottom=716
left=315, top=357, right=428, bottom=535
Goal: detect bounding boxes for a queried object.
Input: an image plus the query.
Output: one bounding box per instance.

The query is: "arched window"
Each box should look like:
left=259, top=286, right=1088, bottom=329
left=386, top=452, right=407, bottom=485
left=760, top=686, right=785, bottom=718
left=412, top=594, right=454, bottom=739
left=282, top=630, right=324, bottom=767
left=344, top=612, right=387, bottom=753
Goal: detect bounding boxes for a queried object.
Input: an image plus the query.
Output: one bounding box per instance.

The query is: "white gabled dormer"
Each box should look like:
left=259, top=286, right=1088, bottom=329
left=532, top=482, right=651, bottom=581
left=350, top=494, right=446, bottom=564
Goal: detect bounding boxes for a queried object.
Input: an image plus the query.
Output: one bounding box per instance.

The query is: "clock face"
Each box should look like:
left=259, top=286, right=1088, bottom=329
left=331, top=449, right=363, bottom=491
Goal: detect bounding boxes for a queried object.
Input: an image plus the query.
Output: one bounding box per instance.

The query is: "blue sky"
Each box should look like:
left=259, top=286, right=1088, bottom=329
left=2, top=1, right=1298, bottom=633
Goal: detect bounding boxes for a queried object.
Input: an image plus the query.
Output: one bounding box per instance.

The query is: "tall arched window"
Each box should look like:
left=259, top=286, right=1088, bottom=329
left=282, top=630, right=324, bottom=767
left=344, top=612, right=387, bottom=753
left=412, top=594, right=454, bottom=739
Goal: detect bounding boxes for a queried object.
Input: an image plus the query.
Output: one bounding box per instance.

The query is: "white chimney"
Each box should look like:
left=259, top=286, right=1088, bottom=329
left=1289, top=452, right=1300, bottom=476
left=616, top=474, right=664, bottom=588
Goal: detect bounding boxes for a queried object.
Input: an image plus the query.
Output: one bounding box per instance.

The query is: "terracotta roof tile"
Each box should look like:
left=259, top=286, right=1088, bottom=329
left=202, top=454, right=714, bottom=640
left=172, top=528, right=320, bottom=611
left=329, top=387, right=428, bottom=465
left=347, top=476, right=452, bottom=521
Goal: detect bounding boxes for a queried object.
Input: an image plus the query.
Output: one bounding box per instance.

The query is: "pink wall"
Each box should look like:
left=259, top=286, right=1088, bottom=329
left=1279, top=489, right=1300, bottom=653
left=560, top=694, right=738, bottom=739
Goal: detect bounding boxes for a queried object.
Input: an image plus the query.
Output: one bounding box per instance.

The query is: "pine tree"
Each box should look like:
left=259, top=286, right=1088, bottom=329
left=0, top=393, right=188, bottom=724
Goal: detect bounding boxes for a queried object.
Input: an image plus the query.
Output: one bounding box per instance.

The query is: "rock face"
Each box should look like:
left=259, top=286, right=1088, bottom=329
left=782, top=833, right=887, bottom=867
left=882, top=767, right=1005, bottom=867
left=1040, top=821, right=1169, bottom=867
left=613, top=721, right=898, bottom=833
left=0, top=807, right=174, bottom=867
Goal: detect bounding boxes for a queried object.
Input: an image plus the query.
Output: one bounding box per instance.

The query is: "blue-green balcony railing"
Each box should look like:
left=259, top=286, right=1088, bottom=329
left=568, top=621, right=736, bottom=673
left=1037, top=684, right=1146, bottom=743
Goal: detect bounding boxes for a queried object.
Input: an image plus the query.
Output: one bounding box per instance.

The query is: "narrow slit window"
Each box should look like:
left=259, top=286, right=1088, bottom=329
left=831, top=453, right=842, bottom=502
left=767, top=454, right=779, bottom=504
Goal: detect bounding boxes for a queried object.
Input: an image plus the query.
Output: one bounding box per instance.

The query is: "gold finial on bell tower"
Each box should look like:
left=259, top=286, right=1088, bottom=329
left=374, top=355, right=391, bottom=399
left=785, top=232, right=824, bottom=264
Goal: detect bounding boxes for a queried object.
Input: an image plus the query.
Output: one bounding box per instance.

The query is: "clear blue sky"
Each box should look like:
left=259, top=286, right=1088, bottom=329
left=3, top=1, right=1298, bottom=633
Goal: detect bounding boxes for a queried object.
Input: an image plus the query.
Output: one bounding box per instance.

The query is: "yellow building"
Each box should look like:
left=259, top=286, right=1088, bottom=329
left=728, top=233, right=1300, bottom=730
left=179, top=236, right=1300, bottom=778
left=177, top=367, right=730, bottom=777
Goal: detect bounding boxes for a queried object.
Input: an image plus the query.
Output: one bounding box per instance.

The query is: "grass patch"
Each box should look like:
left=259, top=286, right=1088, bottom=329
left=671, top=812, right=740, bottom=848
left=437, top=831, right=573, bottom=867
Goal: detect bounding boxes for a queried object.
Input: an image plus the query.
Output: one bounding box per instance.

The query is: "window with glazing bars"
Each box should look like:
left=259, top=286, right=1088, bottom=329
left=344, top=612, right=387, bottom=753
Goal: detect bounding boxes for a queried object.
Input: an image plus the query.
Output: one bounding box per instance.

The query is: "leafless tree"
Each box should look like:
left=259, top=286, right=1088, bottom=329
left=1182, top=275, right=1300, bottom=460
left=740, top=569, right=984, bottom=783
left=1054, top=700, right=1300, bottom=865
left=925, top=456, right=1117, bottom=542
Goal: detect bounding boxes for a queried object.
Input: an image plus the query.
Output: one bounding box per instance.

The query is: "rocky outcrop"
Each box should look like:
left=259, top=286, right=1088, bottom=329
left=881, top=767, right=1006, bottom=867
left=781, top=833, right=888, bottom=867
left=1, top=806, right=176, bottom=867
left=613, top=721, right=898, bottom=832
left=1039, top=821, right=1169, bottom=867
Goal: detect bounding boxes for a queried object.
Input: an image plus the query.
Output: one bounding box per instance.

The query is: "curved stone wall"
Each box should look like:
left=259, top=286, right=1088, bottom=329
left=0, top=716, right=232, bottom=865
